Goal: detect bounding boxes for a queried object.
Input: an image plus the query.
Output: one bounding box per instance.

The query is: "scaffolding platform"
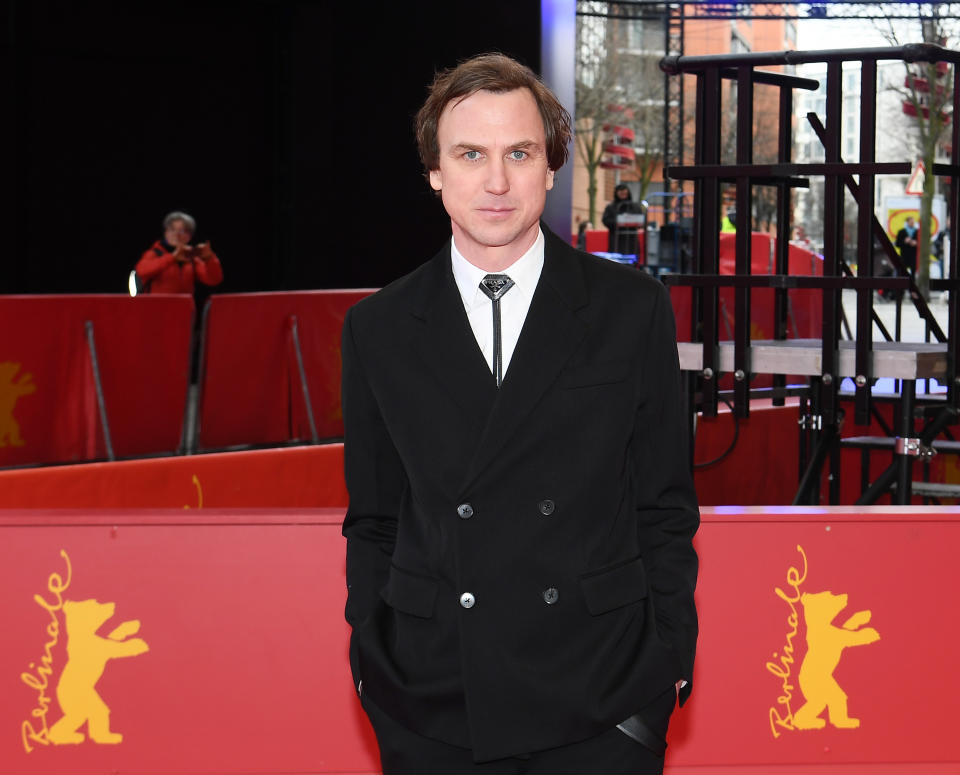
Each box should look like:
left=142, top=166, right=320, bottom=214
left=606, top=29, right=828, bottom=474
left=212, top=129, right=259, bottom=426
left=678, top=339, right=949, bottom=380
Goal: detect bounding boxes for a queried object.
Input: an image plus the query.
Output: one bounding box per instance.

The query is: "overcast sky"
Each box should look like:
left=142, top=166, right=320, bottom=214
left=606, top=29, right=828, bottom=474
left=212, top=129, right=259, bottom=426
left=796, top=15, right=927, bottom=51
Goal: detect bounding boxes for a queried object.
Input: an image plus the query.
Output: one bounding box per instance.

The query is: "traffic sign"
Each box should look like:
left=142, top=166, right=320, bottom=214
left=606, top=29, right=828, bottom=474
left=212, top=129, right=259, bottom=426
left=905, top=160, right=926, bottom=195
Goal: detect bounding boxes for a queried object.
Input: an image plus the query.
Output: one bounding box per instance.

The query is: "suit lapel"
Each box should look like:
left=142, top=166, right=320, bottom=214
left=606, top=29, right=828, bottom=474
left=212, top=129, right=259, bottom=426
left=460, top=229, right=589, bottom=492
left=412, top=244, right=498, bottom=427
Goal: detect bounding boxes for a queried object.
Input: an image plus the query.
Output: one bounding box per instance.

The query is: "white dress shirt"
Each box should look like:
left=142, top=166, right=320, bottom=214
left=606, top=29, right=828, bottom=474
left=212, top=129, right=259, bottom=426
left=450, top=229, right=545, bottom=381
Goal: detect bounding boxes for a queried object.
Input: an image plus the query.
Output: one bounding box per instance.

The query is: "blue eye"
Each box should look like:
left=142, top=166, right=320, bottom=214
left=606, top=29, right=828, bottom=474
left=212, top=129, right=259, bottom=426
left=509, top=150, right=528, bottom=161
left=464, top=150, right=482, bottom=161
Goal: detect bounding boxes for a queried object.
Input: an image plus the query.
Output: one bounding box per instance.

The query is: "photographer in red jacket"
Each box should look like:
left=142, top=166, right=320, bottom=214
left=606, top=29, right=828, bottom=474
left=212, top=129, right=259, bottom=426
left=135, top=211, right=223, bottom=294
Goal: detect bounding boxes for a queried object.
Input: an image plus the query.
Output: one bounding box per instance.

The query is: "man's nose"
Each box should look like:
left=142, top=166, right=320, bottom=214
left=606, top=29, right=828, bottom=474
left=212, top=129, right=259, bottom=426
left=484, top=158, right=509, bottom=195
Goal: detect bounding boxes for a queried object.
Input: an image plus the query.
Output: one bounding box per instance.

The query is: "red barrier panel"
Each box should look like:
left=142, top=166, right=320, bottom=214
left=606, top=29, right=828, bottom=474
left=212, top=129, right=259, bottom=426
left=569, top=229, right=611, bottom=253
left=2, top=507, right=956, bottom=774
left=571, top=229, right=646, bottom=258
left=0, top=295, right=194, bottom=466
left=0, top=405, right=798, bottom=509
left=694, top=400, right=801, bottom=505
left=1, top=509, right=379, bottom=775
left=670, top=507, right=960, bottom=774
left=0, top=405, right=916, bottom=511
left=0, top=443, right=347, bottom=509
left=670, top=234, right=823, bottom=345
left=196, top=291, right=375, bottom=450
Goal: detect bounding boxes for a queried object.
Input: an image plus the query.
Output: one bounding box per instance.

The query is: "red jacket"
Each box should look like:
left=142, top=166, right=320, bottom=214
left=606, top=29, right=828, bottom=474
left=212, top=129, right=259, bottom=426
left=136, top=240, right=224, bottom=294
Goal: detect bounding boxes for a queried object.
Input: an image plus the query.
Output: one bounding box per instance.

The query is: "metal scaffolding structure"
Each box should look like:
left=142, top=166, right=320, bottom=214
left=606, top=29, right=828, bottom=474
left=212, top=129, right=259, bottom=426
left=659, top=43, right=960, bottom=505
left=577, top=1, right=960, bottom=223
left=582, top=1, right=960, bottom=22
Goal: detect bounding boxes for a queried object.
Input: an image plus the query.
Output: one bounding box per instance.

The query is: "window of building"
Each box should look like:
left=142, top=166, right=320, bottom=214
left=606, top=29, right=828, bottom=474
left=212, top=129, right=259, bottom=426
left=785, top=18, right=797, bottom=47
left=624, top=16, right=665, bottom=52
left=730, top=29, right=750, bottom=55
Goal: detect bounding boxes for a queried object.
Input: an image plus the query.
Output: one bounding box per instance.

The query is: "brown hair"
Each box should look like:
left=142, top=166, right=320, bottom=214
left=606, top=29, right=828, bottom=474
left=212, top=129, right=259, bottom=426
left=414, top=52, right=572, bottom=173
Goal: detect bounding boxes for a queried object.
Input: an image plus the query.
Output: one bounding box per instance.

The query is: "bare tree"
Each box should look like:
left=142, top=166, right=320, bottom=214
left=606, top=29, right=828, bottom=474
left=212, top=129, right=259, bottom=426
left=752, top=106, right=782, bottom=233
left=575, top=2, right=666, bottom=224
left=876, top=5, right=957, bottom=298
left=627, top=56, right=668, bottom=202
left=720, top=84, right=782, bottom=232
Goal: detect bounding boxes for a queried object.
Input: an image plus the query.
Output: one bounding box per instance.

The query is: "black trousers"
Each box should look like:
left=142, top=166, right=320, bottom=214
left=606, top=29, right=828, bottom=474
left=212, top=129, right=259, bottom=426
left=362, top=686, right=676, bottom=775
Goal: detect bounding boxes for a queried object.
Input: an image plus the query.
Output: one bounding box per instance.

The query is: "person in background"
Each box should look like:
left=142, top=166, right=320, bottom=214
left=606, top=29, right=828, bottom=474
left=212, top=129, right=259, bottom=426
left=135, top=211, right=223, bottom=294
left=720, top=209, right=737, bottom=233
left=602, top=183, right=643, bottom=253
left=894, top=215, right=918, bottom=276
left=932, top=222, right=949, bottom=281
left=575, top=217, right=592, bottom=251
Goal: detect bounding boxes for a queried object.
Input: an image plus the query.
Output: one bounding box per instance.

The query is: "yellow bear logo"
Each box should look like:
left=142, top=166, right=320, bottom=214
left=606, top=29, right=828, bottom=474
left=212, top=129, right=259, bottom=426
left=47, top=599, right=149, bottom=745
left=792, top=590, right=880, bottom=730
left=0, top=362, right=36, bottom=447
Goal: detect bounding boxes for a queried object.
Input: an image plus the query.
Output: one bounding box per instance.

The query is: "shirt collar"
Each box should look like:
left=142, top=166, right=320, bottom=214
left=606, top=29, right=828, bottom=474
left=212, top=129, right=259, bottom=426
left=450, top=228, right=545, bottom=311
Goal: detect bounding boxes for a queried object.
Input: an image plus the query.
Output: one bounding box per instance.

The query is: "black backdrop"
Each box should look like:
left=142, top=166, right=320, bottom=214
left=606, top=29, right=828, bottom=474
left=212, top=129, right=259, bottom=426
left=6, top=0, right=542, bottom=294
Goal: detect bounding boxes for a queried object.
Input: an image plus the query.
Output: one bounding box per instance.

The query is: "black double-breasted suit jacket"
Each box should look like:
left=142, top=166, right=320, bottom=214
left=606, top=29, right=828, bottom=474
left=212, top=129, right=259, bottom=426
left=341, top=225, right=699, bottom=763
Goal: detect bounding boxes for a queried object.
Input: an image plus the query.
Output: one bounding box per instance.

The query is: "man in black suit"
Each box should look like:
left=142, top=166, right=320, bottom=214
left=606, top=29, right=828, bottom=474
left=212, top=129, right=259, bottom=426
left=895, top=215, right=919, bottom=275
left=341, top=53, right=699, bottom=774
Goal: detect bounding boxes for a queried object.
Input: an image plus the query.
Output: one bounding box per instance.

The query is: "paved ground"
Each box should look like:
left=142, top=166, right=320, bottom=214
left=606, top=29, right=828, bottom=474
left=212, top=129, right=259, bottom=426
left=838, top=289, right=951, bottom=394
left=840, top=288, right=950, bottom=343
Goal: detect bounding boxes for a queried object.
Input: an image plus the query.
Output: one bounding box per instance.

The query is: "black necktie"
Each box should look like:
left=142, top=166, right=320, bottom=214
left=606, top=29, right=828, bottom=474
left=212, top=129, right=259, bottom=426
left=478, top=274, right=515, bottom=388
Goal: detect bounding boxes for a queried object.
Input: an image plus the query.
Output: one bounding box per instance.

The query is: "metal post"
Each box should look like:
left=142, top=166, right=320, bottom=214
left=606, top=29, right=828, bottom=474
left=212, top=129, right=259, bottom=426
left=860, top=447, right=870, bottom=496
left=733, top=65, right=753, bottom=418
left=828, top=410, right=844, bottom=505
left=794, top=377, right=826, bottom=505
left=894, top=380, right=916, bottom=504
left=698, top=67, right=722, bottom=418
left=855, top=460, right=899, bottom=505
left=949, top=64, right=960, bottom=410
left=84, top=320, right=115, bottom=461
left=685, top=370, right=696, bottom=473
left=289, top=315, right=320, bottom=444
left=773, top=83, right=793, bottom=407
left=797, top=392, right=809, bottom=485
left=820, top=60, right=843, bottom=426
left=854, top=60, right=877, bottom=426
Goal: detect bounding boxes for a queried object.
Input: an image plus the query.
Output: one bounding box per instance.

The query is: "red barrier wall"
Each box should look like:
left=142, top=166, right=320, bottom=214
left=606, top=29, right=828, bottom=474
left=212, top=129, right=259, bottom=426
left=671, top=508, right=960, bottom=773
left=570, top=229, right=612, bottom=254
left=196, top=290, right=375, bottom=450
left=2, top=507, right=956, bottom=774
left=0, top=405, right=802, bottom=510
left=694, top=400, right=801, bottom=505
left=1, top=509, right=377, bottom=775
left=692, top=398, right=956, bottom=507
left=0, top=444, right=348, bottom=509
left=0, top=419, right=794, bottom=510
left=0, top=295, right=194, bottom=466
left=5, top=403, right=939, bottom=512
left=670, top=234, right=823, bottom=347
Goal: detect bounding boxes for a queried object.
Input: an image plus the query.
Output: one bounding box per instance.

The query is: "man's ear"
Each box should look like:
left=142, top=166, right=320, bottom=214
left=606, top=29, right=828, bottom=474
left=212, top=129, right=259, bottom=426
left=545, top=168, right=555, bottom=191
left=429, top=169, right=442, bottom=191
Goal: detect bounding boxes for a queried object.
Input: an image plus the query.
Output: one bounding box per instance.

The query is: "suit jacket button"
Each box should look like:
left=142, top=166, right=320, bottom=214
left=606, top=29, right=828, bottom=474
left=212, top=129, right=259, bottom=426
left=459, top=592, right=476, bottom=609
left=457, top=503, right=474, bottom=519
left=542, top=587, right=559, bottom=605
left=538, top=499, right=555, bottom=516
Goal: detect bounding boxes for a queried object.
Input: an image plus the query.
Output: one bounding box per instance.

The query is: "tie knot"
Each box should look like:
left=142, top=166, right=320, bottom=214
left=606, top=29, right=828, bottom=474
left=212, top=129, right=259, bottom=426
left=479, top=274, right=514, bottom=302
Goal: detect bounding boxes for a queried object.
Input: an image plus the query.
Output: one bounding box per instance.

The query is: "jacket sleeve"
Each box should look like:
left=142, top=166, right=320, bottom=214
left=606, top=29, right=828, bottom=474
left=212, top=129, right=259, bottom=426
left=633, top=282, right=699, bottom=704
left=135, top=247, right=174, bottom=281
left=340, top=306, right=403, bottom=635
left=601, top=202, right=616, bottom=231
left=193, top=247, right=224, bottom=287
